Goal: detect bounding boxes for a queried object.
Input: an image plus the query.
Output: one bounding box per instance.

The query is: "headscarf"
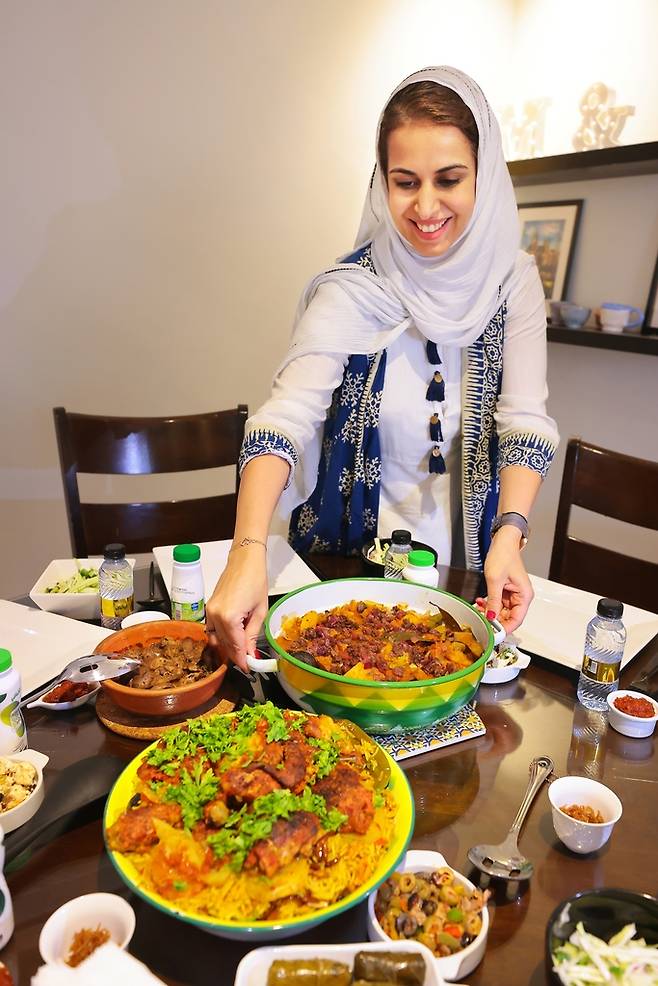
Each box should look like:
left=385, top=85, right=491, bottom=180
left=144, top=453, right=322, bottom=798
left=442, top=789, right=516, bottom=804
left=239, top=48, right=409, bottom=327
left=278, top=65, right=530, bottom=372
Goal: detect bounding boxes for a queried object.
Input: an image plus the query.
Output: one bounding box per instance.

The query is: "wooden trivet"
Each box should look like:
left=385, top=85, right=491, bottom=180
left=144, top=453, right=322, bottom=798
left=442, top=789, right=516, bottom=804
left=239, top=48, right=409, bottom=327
left=96, top=685, right=238, bottom=739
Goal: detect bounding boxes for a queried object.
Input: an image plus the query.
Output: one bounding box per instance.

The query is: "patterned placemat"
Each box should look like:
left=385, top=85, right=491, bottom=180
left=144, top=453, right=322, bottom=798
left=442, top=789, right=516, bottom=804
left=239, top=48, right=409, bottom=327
left=375, top=705, right=485, bottom=761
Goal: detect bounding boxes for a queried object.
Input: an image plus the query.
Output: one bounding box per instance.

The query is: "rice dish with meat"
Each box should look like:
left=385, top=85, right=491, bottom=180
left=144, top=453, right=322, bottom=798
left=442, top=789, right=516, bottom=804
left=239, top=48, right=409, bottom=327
left=105, top=703, right=398, bottom=922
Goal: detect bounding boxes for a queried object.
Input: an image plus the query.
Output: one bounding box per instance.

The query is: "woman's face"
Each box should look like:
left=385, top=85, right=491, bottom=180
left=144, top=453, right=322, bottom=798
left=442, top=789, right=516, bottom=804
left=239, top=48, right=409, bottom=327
left=386, top=122, right=476, bottom=258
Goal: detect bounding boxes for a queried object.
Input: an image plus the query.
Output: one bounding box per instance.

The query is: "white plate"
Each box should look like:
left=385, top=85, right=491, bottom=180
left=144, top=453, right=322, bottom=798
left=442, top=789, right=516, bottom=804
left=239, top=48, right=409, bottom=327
left=513, top=575, right=658, bottom=671
left=235, top=939, right=444, bottom=986
left=29, top=557, right=136, bottom=621
left=153, top=536, right=320, bottom=599
left=0, top=601, right=112, bottom=696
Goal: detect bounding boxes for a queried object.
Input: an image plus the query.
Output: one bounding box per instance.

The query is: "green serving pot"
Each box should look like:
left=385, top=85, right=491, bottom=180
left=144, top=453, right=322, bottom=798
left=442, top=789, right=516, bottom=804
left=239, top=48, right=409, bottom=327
left=251, top=578, right=504, bottom=734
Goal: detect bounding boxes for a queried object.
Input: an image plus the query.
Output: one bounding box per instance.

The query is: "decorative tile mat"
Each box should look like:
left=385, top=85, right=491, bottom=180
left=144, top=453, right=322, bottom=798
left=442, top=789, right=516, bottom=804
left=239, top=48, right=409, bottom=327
left=376, top=705, right=485, bottom=762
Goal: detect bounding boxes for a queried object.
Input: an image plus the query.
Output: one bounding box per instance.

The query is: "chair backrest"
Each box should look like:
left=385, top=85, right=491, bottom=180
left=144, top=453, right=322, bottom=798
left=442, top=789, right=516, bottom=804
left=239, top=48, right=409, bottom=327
left=53, top=405, right=248, bottom=556
left=549, top=438, right=658, bottom=611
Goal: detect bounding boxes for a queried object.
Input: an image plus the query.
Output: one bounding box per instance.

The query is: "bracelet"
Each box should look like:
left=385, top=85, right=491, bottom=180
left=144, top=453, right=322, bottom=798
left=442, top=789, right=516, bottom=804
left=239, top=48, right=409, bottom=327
left=233, top=536, right=268, bottom=550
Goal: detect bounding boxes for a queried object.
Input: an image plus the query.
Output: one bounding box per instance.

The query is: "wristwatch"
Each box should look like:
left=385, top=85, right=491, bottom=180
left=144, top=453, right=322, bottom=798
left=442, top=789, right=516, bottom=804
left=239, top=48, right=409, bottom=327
left=490, top=511, right=529, bottom=549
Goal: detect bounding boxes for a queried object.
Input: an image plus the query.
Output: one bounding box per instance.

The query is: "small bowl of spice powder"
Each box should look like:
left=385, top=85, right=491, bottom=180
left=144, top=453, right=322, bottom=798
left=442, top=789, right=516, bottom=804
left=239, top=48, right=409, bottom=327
left=38, top=893, right=135, bottom=967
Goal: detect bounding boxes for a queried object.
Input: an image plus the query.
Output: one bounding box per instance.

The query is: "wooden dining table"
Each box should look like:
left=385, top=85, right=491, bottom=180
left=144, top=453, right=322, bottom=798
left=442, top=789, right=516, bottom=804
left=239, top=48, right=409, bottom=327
left=5, top=556, right=658, bottom=986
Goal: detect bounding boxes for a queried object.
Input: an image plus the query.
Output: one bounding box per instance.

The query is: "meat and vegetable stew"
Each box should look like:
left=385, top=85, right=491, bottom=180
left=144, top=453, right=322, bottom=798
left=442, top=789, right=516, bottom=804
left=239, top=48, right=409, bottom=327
left=276, top=600, right=483, bottom=682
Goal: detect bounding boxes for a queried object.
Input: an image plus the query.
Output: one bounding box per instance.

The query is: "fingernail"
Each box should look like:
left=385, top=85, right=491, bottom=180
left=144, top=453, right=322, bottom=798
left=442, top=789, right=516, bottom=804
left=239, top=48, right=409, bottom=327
left=486, top=610, right=496, bottom=620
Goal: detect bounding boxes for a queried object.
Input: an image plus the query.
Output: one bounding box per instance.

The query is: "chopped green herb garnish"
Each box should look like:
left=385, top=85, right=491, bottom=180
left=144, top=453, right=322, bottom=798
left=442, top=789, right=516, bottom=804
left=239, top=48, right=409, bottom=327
left=162, top=761, right=219, bottom=829
left=207, top=786, right=347, bottom=870
left=308, top=736, right=340, bottom=778
left=173, top=880, right=187, bottom=891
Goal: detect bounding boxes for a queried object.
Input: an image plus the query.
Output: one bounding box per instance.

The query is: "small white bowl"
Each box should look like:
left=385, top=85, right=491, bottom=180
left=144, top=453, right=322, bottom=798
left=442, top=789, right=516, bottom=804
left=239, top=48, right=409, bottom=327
left=235, top=939, right=444, bottom=986
left=120, top=610, right=171, bottom=630
left=606, top=690, right=658, bottom=738
left=0, top=749, right=49, bottom=833
left=29, top=558, right=136, bottom=621
left=39, top=892, right=135, bottom=966
left=548, top=776, right=622, bottom=854
left=27, top=684, right=100, bottom=712
left=480, top=645, right=531, bottom=685
left=367, top=849, right=489, bottom=982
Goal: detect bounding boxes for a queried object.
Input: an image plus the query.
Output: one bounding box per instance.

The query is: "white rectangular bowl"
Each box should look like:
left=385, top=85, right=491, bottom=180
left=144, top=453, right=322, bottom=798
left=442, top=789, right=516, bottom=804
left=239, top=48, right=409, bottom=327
left=29, top=558, right=136, bottom=621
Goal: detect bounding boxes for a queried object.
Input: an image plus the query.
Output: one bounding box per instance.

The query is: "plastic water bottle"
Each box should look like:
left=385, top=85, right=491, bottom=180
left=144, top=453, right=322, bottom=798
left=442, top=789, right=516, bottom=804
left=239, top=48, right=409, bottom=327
left=384, top=530, right=413, bottom=579
left=99, top=543, right=134, bottom=630
left=577, top=598, right=626, bottom=711
left=402, top=549, right=440, bottom=587
left=0, top=649, right=27, bottom=754
left=171, top=544, right=205, bottom=623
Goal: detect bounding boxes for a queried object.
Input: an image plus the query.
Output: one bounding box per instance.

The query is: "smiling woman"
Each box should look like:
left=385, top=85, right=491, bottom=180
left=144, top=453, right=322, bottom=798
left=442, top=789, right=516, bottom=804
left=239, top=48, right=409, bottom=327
left=206, top=66, right=560, bottom=678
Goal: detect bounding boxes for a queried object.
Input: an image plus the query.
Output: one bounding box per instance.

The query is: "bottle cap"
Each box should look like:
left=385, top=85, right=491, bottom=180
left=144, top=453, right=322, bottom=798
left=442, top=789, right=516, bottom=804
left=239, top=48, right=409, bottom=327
left=597, top=598, right=623, bottom=619
left=173, top=543, right=201, bottom=563
left=408, top=550, right=435, bottom=567
left=104, top=543, right=126, bottom=560
left=391, top=530, right=412, bottom=546
left=0, top=648, right=12, bottom=673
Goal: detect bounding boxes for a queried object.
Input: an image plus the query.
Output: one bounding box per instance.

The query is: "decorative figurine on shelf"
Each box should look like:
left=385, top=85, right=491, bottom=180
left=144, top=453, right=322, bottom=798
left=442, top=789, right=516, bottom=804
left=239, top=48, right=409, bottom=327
left=500, top=98, right=551, bottom=160
left=573, top=82, right=635, bottom=151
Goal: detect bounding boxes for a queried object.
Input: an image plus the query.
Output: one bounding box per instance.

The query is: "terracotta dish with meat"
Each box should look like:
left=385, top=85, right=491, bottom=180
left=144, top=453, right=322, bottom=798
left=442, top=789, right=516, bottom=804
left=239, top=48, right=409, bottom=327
left=104, top=703, right=411, bottom=934
left=117, top=636, right=213, bottom=690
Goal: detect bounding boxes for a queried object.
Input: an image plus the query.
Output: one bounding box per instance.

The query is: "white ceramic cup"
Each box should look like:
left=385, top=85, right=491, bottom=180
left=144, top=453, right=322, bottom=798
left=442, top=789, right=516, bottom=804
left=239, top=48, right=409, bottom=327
left=120, top=610, right=171, bottom=630
left=600, top=303, right=643, bottom=333
left=548, top=776, right=622, bottom=853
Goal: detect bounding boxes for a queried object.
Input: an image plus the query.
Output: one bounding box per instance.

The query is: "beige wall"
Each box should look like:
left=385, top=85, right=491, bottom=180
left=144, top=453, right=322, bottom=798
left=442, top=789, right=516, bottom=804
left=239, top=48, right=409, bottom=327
left=1, top=1, right=657, bottom=600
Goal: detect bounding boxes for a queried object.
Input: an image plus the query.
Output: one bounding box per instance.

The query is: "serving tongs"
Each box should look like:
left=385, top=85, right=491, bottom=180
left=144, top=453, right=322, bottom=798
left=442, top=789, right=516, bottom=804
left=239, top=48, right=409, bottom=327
left=21, top=653, right=141, bottom=708
left=467, top=755, right=554, bottom=883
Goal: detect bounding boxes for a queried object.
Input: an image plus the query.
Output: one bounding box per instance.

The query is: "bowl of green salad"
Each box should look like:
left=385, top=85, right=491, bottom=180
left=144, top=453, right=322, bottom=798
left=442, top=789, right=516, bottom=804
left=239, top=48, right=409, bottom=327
left=547, top=888, right=658, bottom=985
left=29, top=558, right=135, bottom=621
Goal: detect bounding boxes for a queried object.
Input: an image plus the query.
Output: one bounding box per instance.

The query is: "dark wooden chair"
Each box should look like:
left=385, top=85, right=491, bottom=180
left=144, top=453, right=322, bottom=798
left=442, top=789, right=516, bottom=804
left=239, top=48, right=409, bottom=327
left=549, top=438, right=658, bottom=611
left=53, top=405, right=248, bottom=556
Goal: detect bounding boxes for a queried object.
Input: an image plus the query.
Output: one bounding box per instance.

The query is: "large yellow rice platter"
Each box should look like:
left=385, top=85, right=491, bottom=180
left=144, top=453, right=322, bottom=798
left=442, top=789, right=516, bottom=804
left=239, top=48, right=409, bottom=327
left=103, top=703, right=414, bottom=940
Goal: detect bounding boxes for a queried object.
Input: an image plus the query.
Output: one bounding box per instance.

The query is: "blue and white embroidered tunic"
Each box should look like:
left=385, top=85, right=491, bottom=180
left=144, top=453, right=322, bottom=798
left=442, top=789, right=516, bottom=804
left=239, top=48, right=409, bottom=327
left=239, top=245, right=559, bottom=571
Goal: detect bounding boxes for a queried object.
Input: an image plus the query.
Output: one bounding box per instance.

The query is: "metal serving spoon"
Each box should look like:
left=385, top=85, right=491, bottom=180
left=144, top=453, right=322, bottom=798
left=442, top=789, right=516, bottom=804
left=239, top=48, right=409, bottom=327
left=340, top=720, right=392, bottom=791
left=21, top=653, right=141, bottom=708
left=467, top=755, right=554, bottom=881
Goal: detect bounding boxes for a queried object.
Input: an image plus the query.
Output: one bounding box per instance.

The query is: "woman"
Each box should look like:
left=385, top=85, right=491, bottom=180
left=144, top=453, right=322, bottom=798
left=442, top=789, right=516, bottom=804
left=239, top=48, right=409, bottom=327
left=207, top=66, right=559, bottom=671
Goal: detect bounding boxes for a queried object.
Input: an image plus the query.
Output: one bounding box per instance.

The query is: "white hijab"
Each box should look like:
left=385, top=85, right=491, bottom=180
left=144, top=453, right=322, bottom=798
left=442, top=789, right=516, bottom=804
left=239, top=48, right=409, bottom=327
left=278, top=66, right=530, bottom=372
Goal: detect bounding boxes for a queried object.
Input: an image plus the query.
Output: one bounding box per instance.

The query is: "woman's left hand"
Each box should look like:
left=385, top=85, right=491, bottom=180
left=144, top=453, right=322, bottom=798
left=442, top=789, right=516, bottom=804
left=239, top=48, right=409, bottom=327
left=478, top=526, right=534, bottom=633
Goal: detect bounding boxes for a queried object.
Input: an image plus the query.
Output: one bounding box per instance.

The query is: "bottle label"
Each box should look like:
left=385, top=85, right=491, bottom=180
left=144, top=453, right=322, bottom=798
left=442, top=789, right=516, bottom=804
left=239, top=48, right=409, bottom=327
left=581, top=654, right=620, bottom=683
left=172, top=599, right=205, bottom=623
left=101, top=594, right=134, bottom=619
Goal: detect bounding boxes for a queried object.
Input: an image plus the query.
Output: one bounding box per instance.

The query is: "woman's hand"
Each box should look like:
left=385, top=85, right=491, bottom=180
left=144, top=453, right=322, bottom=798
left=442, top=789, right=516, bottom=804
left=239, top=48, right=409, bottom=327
left=205, top=546, right=269, bottom=672
left=478, top=526, right=534, bottom=634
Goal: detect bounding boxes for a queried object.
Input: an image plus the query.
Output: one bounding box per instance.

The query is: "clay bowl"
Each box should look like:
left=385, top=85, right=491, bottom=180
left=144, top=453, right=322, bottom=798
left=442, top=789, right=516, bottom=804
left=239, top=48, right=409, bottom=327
left=96, top=621, right=226, bottom=716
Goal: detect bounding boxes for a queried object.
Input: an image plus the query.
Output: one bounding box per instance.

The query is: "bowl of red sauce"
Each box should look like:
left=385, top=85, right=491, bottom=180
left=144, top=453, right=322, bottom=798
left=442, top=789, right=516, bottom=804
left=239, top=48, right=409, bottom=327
left=607, top=689, right=658, bottom=738
left=27, top=681, right=100, bottom=712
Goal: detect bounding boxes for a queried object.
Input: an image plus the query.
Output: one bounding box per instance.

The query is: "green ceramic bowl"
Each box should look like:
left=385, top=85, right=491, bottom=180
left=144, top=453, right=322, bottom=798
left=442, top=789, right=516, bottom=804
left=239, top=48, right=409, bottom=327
left=262, top=578, right=502, bottom=734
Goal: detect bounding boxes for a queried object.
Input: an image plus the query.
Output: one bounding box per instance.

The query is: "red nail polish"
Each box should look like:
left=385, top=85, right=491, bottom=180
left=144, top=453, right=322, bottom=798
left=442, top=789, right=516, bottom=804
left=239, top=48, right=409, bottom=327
left=486, top=610, right=496, bottom=620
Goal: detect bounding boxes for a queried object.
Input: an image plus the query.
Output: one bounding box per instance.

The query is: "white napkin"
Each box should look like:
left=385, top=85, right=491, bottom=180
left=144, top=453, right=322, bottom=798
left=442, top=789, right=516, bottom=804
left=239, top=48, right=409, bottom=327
left=31, top=942, right=166, bottom=985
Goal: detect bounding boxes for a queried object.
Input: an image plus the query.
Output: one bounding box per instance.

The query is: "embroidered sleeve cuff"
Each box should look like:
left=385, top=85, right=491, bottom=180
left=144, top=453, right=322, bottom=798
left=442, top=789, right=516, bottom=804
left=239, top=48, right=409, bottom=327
left=497, top=431, right=558, bottom=479
left=239, top=428, right=299, bottom=490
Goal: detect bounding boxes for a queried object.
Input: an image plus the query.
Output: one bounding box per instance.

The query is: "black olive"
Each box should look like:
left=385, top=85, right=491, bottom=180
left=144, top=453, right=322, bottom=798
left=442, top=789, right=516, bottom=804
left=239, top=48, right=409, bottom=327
left=407, top=892, right=421, bottom=911
left=378, top=881, right=394, bottom=903
left=461, top=933, right=473, bottom=947
left=430, top=871, right=443, bottom=887
left=396, top=914, right=418, bottom=937
left=128, top=793, right=142, bottom=809
left=423, top=899, right=437, bottom=915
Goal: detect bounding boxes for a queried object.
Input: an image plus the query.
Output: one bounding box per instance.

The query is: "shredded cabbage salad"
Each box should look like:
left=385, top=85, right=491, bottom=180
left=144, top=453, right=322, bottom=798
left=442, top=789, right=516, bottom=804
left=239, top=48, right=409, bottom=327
left=486, top=644, right=519, bottom=668
left=44, top=567, right=99, bottom=594
left=553, top=921, right=658, bottom=985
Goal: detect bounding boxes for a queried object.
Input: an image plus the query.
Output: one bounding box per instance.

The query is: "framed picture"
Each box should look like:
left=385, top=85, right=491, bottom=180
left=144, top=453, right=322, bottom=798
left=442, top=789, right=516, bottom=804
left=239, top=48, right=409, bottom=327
left=643, top=251, right=658, bottom=334
left=518, top=199, right=583, bottom=302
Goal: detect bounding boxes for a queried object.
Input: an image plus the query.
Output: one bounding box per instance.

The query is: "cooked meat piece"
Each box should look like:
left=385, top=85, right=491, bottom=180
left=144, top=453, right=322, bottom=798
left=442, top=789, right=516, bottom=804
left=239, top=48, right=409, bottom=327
left=247, top=811, right=320, bottom=876
left=257, top=742, right=283, bottom=767
left=221, top=767, right=281, bottom=803
left=106, top=801, right=182, bottom=852
left=314, top=764, right=374, bottom=834
left=257, top=740, right=312, bottom=793
left=137, top=760, right=176, bottom=786
left=203, top=798, right=229, bottom=827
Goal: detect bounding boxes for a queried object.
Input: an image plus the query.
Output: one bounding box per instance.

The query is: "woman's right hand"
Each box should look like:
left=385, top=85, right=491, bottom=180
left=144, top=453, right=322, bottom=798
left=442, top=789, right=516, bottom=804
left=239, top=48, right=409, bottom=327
left=205, top=547, right=269, bottom=673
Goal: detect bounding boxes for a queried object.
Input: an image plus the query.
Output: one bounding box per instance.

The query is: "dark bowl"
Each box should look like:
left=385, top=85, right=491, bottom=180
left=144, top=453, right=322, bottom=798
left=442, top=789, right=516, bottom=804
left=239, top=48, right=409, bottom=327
left=546, top=887, right=658, bottom=983
left=361, top=537, right=438, bottom=574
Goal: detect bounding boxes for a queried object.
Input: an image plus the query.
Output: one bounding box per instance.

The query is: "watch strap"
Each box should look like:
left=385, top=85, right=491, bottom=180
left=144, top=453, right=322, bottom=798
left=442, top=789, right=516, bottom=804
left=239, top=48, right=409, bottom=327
left=491, top=511, right=529, bottom=547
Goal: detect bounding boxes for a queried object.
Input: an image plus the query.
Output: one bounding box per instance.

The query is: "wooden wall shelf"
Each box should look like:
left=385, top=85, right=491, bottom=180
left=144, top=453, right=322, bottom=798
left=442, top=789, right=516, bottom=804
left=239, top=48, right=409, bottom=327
left=509, top=141, right=658, bottom=186
left=547, top=324, right=658, bottom=355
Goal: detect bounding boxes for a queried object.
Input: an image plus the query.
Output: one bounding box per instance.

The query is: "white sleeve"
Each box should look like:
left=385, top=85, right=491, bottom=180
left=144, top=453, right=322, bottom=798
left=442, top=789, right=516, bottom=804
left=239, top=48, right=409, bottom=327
left=495, top=256, right=560, bottom=476
left=240, top=348, right=348, bottom=505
